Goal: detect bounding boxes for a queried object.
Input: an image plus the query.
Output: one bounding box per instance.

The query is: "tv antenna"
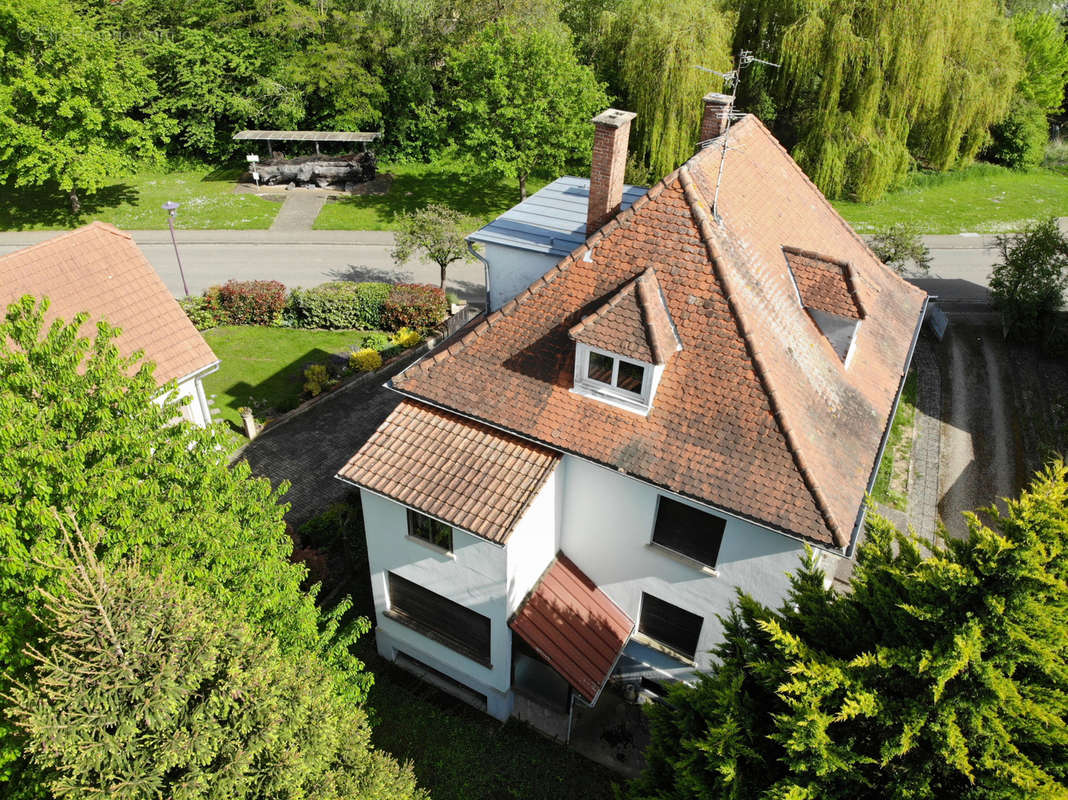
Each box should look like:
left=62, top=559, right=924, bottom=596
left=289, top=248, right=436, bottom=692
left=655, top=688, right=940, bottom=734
left=693, top=49, right=780, bottom=220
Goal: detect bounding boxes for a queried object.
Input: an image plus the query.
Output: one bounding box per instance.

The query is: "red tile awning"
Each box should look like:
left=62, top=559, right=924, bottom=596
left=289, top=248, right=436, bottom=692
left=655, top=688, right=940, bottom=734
left=509, top=554, right=633, bottom=702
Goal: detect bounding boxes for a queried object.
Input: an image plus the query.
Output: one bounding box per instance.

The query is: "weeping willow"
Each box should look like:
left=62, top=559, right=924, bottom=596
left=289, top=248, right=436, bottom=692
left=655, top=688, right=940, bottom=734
left=729, top=0, right=1022, bottom=200
left=600, top=0, right=735, bottom=181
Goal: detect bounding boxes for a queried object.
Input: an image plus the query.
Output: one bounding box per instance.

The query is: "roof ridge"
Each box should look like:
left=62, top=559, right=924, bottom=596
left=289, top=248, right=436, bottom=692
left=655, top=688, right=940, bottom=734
left=678, top=165, right=846, bottom=547
left=634, top=268, right=678, bottom=364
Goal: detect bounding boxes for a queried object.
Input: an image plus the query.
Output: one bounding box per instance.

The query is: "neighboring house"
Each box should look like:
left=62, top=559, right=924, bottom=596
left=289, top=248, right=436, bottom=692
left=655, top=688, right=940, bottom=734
left=337, top=98, right=928, bottom=732
left=0, top=222, right=219, bottom=426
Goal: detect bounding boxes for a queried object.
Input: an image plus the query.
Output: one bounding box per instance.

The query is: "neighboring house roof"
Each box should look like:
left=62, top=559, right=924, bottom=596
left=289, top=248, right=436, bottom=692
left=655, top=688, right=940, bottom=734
left=784, top=247, right=865, bottom=321
left=569, top=268, right=679, bottom=365
left=337, top=399, right=560, bottom=544
left=0, top=222, right=218, bottom=386
left=391, top=115, right=927, bottom=548
left=468, top=176, right=647, bottom=257
left=510, top=554, right=633, bottom=703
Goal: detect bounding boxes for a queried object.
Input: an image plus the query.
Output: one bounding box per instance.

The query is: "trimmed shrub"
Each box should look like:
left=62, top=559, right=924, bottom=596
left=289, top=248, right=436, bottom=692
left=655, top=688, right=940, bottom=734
left=349, top=348, right=383, bottom=373
left=359, top=331, right=391, bottom=350
left=290, top=282, right=391, bottom=329
left=216, top=280, right=288, bottom=325
left=393, top=327, right=422, bottom=349
left=303, top=363, right=331, bottom=396
left=382, top=284, right=447, bottom=331
left=178, top=296, right=220, bottom=330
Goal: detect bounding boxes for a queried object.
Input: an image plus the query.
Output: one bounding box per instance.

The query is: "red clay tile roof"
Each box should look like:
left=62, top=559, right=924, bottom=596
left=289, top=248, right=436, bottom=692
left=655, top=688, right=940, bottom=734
left=390, top=116, right=927, bottom=548
left=569, top=267, right=679, bottom=365
left=336, top=399, right=559, bottom=544
left=510, top=554, right=633, bottom=702
left=784, top=247, right=865, bottom=321
left=0, top=222, right=217, bottom=385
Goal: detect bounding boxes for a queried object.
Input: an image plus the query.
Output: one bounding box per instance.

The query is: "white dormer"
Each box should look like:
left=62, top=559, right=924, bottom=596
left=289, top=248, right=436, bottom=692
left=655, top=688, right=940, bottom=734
left=568, top=268, right=680, bottom=415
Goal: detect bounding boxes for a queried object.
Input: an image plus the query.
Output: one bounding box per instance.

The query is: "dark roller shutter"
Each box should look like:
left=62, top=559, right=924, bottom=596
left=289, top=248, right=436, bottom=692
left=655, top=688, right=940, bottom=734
left=388, top=572, right=491, bottom=663
left=652, top=497, right=725, bottom=568
left=638, top=593, right=703, bottom=661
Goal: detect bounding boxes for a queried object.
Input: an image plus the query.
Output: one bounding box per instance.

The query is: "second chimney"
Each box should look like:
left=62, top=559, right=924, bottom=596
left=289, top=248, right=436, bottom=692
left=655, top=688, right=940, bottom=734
left=699, top=92, right=733, bottom=144
left=587, top=108, right=636, bottom=235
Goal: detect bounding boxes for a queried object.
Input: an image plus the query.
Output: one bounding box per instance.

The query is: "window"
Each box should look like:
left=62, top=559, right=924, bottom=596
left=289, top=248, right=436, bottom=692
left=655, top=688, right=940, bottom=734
left=407, top=509, right=452, bottom=552
left=651, top=496, right=725, bottom=569
left=638, top=593, right=703, bottom=661
left=387, top=572, right=491, bottom=665
left=585, top=350, right=647, bottom=397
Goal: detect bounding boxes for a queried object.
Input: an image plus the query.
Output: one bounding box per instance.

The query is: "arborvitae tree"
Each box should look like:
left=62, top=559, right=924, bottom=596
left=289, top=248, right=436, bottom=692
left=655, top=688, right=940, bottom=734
left=595, top=0, right=735, bottom=181
left=728, top=0, right=1021, bottom=200
left=7, top=518, right=425, bottom=800
left=631, top=461, right=1068, bottom=799
left=0, top=296, right=370, bottom=796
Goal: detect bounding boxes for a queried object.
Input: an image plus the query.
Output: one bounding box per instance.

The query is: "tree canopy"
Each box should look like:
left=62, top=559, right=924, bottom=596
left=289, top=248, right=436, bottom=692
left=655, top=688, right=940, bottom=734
left=989, top=217, right=1068, bottom=345
left=0, top=297, right=372, bottom=796
left=392, top=204, right=476, bottom=289
left=631, top=462, right=1068, bottom=799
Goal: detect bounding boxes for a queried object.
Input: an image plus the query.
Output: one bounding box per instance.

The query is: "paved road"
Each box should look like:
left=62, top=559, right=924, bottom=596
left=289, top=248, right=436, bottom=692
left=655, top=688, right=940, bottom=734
left=0, top=229, right=488, bottom=305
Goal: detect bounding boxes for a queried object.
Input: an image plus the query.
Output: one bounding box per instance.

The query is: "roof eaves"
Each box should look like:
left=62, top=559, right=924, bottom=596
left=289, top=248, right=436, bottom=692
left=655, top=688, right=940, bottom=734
left=678, top=165, right=848, bottom=548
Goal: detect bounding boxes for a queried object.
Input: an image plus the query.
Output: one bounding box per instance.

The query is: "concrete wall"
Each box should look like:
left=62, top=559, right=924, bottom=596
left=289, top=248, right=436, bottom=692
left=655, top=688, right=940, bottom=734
left=484, top=243, right=559, bottom=312
left=558, top=456, right=807, bottom=670
left=359, top=489, right=513, bottom=718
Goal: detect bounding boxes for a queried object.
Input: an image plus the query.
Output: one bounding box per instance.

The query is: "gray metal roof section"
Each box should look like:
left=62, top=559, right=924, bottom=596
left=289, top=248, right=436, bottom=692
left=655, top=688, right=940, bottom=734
left=233, top=130, right=381, bottom=142
left=469, top=176, right=647, bottom=257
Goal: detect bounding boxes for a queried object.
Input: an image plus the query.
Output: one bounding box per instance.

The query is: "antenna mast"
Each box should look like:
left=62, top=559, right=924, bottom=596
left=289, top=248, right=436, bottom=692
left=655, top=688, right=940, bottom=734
left=693, top=50, right=780, bottom=220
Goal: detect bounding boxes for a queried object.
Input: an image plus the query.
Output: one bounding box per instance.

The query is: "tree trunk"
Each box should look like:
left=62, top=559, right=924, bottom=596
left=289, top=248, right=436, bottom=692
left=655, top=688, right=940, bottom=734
left=519, top=173, right=527, bottom=201
left=68, top=186, right=80, bottom=215
left=439, top=263, right=447, bottom=291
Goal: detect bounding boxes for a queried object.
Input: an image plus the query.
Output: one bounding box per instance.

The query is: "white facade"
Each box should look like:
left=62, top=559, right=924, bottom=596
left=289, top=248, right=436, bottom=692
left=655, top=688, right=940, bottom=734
left=156, top=369, right=215, bottom=428
left=482, top=243, right=558, bottom=312
left=358, top=449, right=821, bottom=719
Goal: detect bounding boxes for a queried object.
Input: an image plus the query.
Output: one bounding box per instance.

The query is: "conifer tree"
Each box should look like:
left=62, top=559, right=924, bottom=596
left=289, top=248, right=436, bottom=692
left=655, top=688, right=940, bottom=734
left=631, top=462, right=1068, bottom=799
left=7, top=517, right=425, bottom=800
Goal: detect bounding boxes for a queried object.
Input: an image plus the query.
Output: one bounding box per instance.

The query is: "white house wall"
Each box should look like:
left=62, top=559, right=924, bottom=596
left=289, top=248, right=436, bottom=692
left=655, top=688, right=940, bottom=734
left=558, top=455, right=807, bottom=670
left=504, top=464, right=562, bottom=616
left=484, top=243, right=559, bottom=312
left=156, top=375, right=211, bottom=427
left=358, top=490, right=514, bottom=717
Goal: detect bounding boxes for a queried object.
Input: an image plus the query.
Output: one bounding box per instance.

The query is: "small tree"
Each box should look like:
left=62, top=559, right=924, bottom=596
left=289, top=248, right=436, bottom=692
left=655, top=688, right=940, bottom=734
left=631, top=462, right=1068, bottom=799
left=989, top=217, right=1068, bottom=344
left=7, top=518, right=425, bottom=800
left=392, top=204, right=475, bottom=290
left=869, top=222, right=933, bottom=274
left=448, top=22, right=609, bottom=200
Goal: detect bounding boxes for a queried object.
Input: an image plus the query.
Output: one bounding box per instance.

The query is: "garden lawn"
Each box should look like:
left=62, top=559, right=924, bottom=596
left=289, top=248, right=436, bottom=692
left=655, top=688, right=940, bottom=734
left=833, top=165, right=1068, bottom=235
left=0, top=167, right=280, bottom=231
left=201, top=326, right=374, bottom=431
left=314, top=157, right=551, bottom=231
left=871, top=370, right=918, bottom=511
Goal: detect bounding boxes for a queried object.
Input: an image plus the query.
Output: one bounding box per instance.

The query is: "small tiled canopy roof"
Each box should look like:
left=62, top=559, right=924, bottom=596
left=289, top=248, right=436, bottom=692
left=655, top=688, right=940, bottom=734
left=785, top=247, right=865, bottom=321
left=0, top=222, right=218, bottom=386
left=391, top=115, right=927, bottom=548
left=510, top=554, right=633, bottom=702
left=569, top=268, right=679, bottom=365
left=337, top=400, right=559, bottom=544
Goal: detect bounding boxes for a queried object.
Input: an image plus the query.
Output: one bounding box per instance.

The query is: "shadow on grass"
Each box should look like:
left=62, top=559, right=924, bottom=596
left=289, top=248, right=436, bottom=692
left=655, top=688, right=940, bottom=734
left=0, top=182, right=139, bottom=230
left=200, top=166, right=247, bottom=183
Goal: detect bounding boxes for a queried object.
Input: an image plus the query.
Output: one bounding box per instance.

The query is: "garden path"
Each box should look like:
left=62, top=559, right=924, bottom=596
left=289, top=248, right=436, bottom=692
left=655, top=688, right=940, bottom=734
left=269, top=190, right=329, bottom=231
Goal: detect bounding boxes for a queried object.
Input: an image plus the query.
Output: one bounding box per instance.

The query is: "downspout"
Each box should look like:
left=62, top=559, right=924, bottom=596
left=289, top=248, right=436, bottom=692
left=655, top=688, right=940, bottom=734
left=845, top=295, right=929, bottom=558
left=195, top=362, right=220, bottom=426
left=467, top=241, right=491, bottom=312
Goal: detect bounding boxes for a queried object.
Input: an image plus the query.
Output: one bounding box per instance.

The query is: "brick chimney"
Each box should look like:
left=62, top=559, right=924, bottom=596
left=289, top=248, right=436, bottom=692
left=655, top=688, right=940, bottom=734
left=699, top=92, right=733, bottom=144
left=587, top=108, right=636, bottom=235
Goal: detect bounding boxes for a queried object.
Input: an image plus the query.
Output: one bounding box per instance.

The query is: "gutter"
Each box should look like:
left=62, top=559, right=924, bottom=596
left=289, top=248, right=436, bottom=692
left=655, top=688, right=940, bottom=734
left=466, top=241, right=492, bottom=312
left=845, top=294, right=930, bottom=559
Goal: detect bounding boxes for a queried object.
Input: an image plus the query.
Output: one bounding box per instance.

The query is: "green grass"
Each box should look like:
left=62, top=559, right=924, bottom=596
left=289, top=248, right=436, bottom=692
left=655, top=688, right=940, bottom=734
left=313, top=157, right=551, bottom=231
left=832, top=164, right=1068, bottom=235
left=201, top=326, right=374, bottom=431
left=871, top=370, right=919, bottom=511
left=0, top=166, right=281, bottom=231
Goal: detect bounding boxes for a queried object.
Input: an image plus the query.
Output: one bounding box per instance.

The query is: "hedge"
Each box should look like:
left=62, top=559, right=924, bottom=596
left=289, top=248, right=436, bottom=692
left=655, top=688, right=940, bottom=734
left=289, top=282, right=391, bottom=329
left=381, top=284, right=448, bottom=331
left=215, top=280, right=288, bottom=325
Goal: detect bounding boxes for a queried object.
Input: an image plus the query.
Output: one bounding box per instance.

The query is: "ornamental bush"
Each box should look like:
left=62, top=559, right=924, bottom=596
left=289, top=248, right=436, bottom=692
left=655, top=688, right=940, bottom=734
left=382, top=284, right=447, bottom=331
left=216, top=280, right=288, bottom=325
left=349, top=348, right=383, bottom=373
left=303, top=363, right=331, bottom=396
left=177, top=296, right=220, bottom=331
left=393, top=327, right=422, bottom=349
left=290, top=282, right=391, bottom=329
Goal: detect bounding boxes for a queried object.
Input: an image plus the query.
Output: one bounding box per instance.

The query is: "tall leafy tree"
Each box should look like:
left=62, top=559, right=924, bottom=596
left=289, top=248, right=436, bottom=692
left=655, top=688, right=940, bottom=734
left=595, top=0, right=735, bottom=180
left=447, top=21, right=608, bottom=199
left=0, top=0, right=172, bottom=212
left=989, top=217, right=1068, bottom=344
left=0, top=297, right=369, bottom=796
left=8, top=519, right=424, bottom=800
left=631, top=462, right=1068, bottom=799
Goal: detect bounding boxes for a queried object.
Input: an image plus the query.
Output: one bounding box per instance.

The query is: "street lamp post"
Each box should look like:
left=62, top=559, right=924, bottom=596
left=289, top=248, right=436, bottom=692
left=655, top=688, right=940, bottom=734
left=162, top=201, right=190, bottom=297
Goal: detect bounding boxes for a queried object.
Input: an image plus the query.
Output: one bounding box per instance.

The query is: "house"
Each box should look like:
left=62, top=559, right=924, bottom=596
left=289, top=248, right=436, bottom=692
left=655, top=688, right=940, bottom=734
left=336, top=97, right=928, bottom=731
left=0, top=222, right=219, bottom=426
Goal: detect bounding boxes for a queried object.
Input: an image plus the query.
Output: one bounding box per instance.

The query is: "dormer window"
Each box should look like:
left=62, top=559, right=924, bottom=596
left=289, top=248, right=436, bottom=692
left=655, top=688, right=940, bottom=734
left=567, top=268, right=681, bottom=415
left=783, top=246, right=865, bottom=366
